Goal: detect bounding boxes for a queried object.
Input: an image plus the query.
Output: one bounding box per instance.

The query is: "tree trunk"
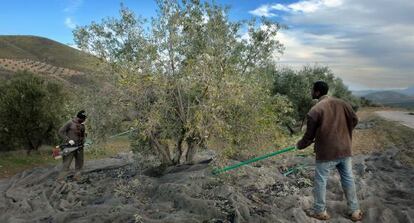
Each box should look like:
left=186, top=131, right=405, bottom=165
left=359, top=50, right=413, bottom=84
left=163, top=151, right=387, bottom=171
left=185, top=143, right=196, bottom=164
left=150, top=131, right=173, bottom=166
left=185, top=134, right=201, bottom=164
left=33, top=138, right=42, bottom=151
left=26, top=138, right=35, bottom=155
left=172, top=131, right=185, bottom=165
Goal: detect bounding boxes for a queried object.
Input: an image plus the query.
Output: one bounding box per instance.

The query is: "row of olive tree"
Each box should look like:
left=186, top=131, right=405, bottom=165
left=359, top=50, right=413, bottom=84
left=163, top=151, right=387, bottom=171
left=73, top=0, right=293, bottom=165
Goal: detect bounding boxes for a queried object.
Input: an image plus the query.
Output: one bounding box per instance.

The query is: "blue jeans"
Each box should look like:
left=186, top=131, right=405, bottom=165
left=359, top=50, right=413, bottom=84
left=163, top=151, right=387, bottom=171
left=314, top=157, right=360, bottom=213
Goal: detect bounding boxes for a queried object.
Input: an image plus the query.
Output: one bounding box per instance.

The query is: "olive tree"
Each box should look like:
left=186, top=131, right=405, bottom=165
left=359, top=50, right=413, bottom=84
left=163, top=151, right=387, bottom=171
left=0, top=71, right=66, bottom=153
left=74, top=0, right=292, bottom=165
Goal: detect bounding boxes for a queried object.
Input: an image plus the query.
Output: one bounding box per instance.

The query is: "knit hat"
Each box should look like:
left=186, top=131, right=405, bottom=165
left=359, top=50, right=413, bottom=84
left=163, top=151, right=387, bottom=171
left=77, top=110, right=87, bottom=119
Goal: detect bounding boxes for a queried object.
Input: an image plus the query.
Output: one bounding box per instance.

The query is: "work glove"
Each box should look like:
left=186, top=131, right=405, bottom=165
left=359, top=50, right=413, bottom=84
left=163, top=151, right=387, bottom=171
left=69, top=140, right=75, bottom=146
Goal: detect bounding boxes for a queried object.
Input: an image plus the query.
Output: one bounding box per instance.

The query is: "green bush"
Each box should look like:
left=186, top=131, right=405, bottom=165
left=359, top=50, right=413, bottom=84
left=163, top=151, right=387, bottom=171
left=0, top=71, right=66, bottom=153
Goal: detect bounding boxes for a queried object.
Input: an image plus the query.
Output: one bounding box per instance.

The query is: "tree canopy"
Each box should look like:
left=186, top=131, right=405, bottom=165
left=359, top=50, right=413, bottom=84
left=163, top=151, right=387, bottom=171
left=74, top=0, right=292, bottom=164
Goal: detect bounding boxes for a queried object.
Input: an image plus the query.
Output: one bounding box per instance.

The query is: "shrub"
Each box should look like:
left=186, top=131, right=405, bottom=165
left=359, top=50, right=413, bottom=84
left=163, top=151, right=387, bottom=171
left=0, top=71, right=66, bottom=153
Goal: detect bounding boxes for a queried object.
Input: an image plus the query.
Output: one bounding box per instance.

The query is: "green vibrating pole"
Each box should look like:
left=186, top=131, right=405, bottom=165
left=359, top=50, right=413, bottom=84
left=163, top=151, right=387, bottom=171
left=212, top=145, right=297, bottom=175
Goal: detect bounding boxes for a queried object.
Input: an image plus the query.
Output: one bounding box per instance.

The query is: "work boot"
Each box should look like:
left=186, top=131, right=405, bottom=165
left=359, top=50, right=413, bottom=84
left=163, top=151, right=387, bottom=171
left=349, top=210, right=363, bottom=222
left=73, top=172, right=81, bottom=181
left=306, top=209, right=331, bottom=221
left=57, top=172, right=67, bottom=183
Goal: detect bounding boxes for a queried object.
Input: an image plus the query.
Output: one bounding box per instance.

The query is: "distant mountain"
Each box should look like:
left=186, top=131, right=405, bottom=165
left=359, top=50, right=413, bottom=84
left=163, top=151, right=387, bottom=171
left=365, top=91, right=409, bottom=101
left=0, top=35, right=100, bottom=72
left=352, top=90, right=380, bottom=97
left=353, top=86, right=414, bottom=97
left=364, top=91, right=414, bottom=108
left=400, top=86, right=414, bottom=96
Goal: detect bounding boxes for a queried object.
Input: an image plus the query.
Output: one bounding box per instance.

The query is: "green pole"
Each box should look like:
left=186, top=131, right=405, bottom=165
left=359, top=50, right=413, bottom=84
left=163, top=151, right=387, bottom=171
left=212, top=146, right=296, bottom=175
left=109, top=128, right=136, bottom=138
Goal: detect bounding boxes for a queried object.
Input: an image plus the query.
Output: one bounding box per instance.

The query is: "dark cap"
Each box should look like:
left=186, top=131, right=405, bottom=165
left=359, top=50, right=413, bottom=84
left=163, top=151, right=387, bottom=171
left=77, top=110, right=87, bottom=119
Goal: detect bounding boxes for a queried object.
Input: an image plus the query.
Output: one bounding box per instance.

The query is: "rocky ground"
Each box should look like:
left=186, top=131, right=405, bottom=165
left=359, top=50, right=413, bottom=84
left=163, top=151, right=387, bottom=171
left=0, top=145, right=413, bottom=223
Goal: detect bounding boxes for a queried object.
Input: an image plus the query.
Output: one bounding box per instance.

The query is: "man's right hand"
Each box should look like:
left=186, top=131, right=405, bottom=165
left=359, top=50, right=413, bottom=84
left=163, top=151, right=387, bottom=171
left=69, top=140, right=75, bottom=146
left=296, top=141, right=305, bottom=150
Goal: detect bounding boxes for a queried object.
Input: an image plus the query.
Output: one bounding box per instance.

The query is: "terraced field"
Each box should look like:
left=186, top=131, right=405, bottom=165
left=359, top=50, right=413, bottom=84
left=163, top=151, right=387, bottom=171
left=0, top=58, right=83, bottom=76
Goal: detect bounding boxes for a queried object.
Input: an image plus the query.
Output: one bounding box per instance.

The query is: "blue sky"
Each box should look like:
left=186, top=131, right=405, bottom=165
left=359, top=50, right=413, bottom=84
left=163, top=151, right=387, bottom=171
left=1, top=0, right=413, bottom=90
left=0, top=0, right=277, bottom=44
left=0, top=0, right=158, bottom=44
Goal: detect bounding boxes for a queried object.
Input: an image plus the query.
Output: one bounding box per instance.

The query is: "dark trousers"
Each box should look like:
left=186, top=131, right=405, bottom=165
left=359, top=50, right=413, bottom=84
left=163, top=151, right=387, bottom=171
left=59, top=148, right=84, bottom=178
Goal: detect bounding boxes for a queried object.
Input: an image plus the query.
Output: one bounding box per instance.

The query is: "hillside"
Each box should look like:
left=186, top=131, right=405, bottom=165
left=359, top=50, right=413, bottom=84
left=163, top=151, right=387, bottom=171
left=0, top=35, right=109, bottom=88
left=365, top=91, right=410, bottom=101
left=364, top=91, right=414, bottom=108
left=0, top=35, right=100, bottom=72
left=352, top=89, right=379, bottom=97
left=401, top=86, right=414, bottom=96
left=353, top=86, right=414, bottom=97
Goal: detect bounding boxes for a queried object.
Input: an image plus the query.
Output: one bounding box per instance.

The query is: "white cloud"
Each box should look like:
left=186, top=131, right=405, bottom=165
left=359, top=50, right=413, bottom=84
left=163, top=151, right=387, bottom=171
left=64, top=0, right=83, bottom=13
left=65, top=17, right=76, bottom=29
left=250, top=0, right=343, bottom=16
left=275, top=30, right=349, bottom=64
left=289, top=1, right=322, bottom=13
left=271, top=4, right=290, bottom=11
left=321, top=0, right=343, bottom=7
left=250, top=0, right=414, bottom=90
left=249, top=4, right=277, bottom=17
left=275, top=27, right=414, bottom=90
left=275, top=30, right=377, bottom=90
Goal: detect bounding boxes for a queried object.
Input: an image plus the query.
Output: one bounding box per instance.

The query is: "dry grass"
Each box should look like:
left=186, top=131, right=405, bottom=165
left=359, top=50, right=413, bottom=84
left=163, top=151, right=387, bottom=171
left=353, top=107, right=414, bottom=166
left=85, top=137, right=131, bottom=160
left=353, top=108, right=412, bottom=153
left=352, top=115, right=386, bottom=155
left=0, top=137, right=131, bottom=179
left=0, top=146, right=59, bottom=179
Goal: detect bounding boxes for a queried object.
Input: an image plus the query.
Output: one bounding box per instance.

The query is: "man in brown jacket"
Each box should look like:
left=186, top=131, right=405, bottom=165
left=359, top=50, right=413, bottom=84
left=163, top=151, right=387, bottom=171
left=57, top=110, right=87, bottom=181
left=297, top=81, right=363, bottom=221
